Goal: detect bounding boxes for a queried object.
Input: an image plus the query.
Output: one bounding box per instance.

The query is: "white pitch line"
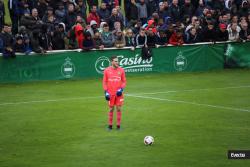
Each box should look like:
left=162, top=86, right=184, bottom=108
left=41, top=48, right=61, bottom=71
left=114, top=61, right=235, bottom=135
left=127, top=94, right=250, bottom=113
left=128, top=85, right=250, bottom=95
left=0, top=96, right=103, bottom=106
left=1, top=85, right=250, bottom=107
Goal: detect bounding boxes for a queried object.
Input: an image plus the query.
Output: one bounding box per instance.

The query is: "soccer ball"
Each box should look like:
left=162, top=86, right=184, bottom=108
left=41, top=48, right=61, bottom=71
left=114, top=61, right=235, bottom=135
left=144, top=136, right=154, bottom=145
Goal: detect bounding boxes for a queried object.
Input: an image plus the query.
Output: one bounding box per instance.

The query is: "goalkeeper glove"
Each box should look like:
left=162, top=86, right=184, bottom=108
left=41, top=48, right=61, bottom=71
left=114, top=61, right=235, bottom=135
left=116, top=88, right=123, bottom=97
left=104, top=91, right=110, bottom=101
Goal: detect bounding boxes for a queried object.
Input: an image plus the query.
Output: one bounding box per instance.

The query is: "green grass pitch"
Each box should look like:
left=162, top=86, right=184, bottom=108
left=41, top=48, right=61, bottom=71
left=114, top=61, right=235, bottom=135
left=0, top=69, right=250, bottom=167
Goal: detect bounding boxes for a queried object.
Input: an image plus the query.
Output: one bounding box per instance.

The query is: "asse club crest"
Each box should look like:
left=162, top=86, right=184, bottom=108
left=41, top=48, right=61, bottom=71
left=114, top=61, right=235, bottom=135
left=95, top=56, right=111, bottom=74
left=174, top=51, right=187, bottom=71
left=61, top=57, right=76, bottom=78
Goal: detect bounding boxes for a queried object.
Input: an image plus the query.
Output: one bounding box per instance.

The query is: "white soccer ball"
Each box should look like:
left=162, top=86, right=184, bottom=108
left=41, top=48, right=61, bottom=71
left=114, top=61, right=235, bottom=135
left=144, top=136, right=154, bottom=145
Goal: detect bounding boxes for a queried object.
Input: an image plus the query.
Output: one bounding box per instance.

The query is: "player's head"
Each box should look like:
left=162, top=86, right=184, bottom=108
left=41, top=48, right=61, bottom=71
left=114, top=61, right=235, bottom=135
left=110, top=56, right=119, bottom=68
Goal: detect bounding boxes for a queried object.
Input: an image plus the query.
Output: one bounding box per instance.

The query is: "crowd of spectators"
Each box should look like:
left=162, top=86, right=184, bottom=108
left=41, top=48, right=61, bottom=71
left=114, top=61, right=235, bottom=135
left=0, top=0, right=250, bottom=58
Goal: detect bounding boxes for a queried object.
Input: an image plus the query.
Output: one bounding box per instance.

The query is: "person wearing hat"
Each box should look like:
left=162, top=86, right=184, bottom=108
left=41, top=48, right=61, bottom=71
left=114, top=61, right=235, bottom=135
left=86, top=20, right=98, bottom=37
left=216, top=23, right=229, bottom=41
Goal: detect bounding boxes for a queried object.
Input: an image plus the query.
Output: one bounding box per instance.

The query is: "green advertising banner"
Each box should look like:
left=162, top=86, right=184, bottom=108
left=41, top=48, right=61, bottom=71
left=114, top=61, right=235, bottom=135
left=225, top=41, right=250, bottom=68
left=0, top=42, right=239, bottom=83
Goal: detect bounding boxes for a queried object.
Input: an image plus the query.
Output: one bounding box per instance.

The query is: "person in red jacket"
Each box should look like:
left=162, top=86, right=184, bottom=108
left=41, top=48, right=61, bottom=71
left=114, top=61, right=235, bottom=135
left=168, top=29, right=184, bottom=46
left=74, top=23, right=84, bottom=49
left=87, top=5, right=100, bottom=26
left=103, top=55, right=126, bottom=130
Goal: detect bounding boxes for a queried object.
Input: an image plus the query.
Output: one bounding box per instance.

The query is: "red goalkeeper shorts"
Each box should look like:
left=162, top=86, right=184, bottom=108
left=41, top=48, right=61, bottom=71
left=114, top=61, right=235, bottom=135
left=108, top=94, right=124, bottom=107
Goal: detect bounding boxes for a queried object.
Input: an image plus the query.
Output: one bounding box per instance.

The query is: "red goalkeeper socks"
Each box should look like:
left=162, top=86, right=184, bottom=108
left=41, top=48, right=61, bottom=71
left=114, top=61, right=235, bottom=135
left=117, top=110, right=121, bottom=127
left=108, top=111, right=113, bottom=126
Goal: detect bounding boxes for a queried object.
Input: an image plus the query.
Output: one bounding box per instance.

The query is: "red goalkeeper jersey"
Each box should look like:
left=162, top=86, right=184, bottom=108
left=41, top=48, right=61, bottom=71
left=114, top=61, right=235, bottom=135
left=103, top=66, right=126, bottom=95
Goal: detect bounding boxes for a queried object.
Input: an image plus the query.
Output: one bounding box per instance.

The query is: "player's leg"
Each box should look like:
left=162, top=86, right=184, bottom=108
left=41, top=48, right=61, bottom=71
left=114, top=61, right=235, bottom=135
left=116, top=106, right=122, bottom=130
left=115, top=95, right=124, bottom=130
left=108, top=106, right=114, bottom=130
left=108, top=95, right=115, bottom=130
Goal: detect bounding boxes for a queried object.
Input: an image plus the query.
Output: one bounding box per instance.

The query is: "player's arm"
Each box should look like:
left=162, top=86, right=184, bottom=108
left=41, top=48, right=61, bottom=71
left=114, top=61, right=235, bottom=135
left=121, top=68, right=126, bottom=89
left=116, top=69, right=126, bottom=96
left=102, top=69, right=108, bottom=91
left=103, top=69, right=110, bottom=100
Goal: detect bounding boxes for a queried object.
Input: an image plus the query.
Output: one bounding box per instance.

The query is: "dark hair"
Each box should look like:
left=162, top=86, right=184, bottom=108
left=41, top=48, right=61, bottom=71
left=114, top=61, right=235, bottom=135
left=110, top=55, right=117, bottom=61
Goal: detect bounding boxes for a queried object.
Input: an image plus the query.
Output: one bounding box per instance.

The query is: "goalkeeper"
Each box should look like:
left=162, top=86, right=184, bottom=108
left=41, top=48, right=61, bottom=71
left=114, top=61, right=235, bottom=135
left=103, top=55, right=126, bottom=130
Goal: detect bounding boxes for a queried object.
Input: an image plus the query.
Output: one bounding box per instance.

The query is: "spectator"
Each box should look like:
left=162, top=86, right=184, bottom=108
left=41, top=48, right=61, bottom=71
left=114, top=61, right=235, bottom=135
left=87, top=20, right=98, bottom=37
left=76, top=15, right=87, bottom=29
left=93, top=31, right=104, bottom=49
left=8, top=0, right=19, bottom=34
left=126, top=0, right=138, bottom=27
left=65, top=3, right=77, bottom=31
left=20, top=8, right=43, bottom=36
left=213, top=0, right=225, bottom=12
left=0, top=24, right=15, bottom=58
left=158, top=1, right=170, bottom=21
left=147, top=0, right=158, bottom=18
left=76, top=0, right=87, bottom=21
left=52, top=23, right=66, bottom=50
left=15, top=26, right=31, bottom=54
left=115, top=5, right=125, bottom=27
left=38, top=24, right=52, bottom=51
left=87, top=5, right=100, bottom=26
left=101, top=24, right=115, bottom=47
left=55, top=2, right=66, bottom=23
left=181, top=0, right=195, bottom=21
left=125, top=28, right=135, bottom=47
left=82, top=32, right=95, bottom=51
left=108, top=7, right=124, bottom=30
left=103, top=0, right=119, bottom=12
left=185, top=16, right=199, bottom=33
left=220, top=12, right=230, bottom=25
left=18, top=0, right=30, bottom=18
left=99, top=21, right=108, bottom=33
left=168, top=29, right=184, bottom=46
left=169, top=0, right=182, bottom=23
left=14, top=35, right=26, bottom=53
left=146, top=28, right=157, bottom=47
left=158, top=16, right=171, bottom=32
left=195, top=0, right=205, bottom=17
left=202, top=23, right=217, bottom=42
left=36, top=0, right=48, bottom=20
left=30, top=29, right=45, bottom=53
left=98, top=2, right=110, bottom=22
left=239, top=0, right=250, bottom=17
left=227, top=22, right=241, bottom=41
left=131, top=20, right=142, bottom=35
left=42, top=6, right=55, bottom=23
left=114, top=29, right=125, bottom=48
left=239, top=22, right=250, bottom=40
left=74, top=23, right=84, bottom=49
left=137, top=0, right=148, bottom=25
left=87, top=0, right=99, bottom=11
left=216, top=23, right=229, bottom=41
left=184, top=27, right=202, bottom=43
left=135, top=28, right=147, bottom=47
left=112, top=21, right=122, bottom=34
left=145, top=19, right=157, bottom=34
left=67, top=26, right=77, bottom=49
left=166, top=23, right=175, bottom=41
left=156, top=29, right=168, bottom=46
